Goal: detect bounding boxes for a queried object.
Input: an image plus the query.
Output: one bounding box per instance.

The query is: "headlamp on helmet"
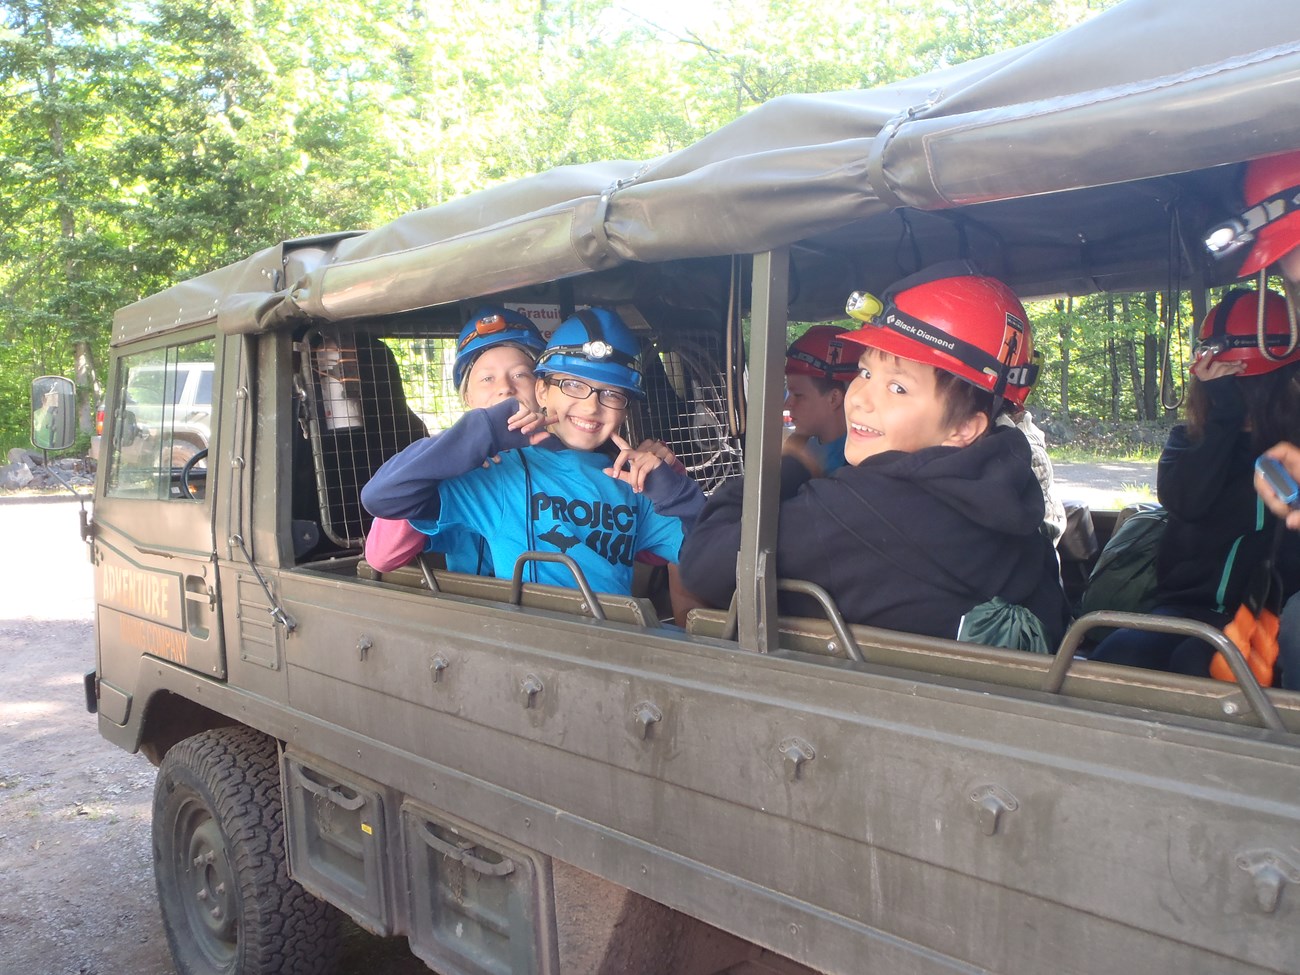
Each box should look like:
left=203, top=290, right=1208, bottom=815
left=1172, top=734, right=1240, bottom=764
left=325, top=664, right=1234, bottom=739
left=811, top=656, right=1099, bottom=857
left=1203, top=186, right=1300, bottom=260
left=1211, top=151, right=1300, bottom=276
left=453, top=306, right=546, bottom=387
left=534, top=308, right=646, bottom=398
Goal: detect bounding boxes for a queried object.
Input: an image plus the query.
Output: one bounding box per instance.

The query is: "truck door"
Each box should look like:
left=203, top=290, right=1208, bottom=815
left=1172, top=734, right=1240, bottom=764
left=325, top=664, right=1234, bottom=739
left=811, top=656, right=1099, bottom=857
left=94, top=335, right=224, bottom=728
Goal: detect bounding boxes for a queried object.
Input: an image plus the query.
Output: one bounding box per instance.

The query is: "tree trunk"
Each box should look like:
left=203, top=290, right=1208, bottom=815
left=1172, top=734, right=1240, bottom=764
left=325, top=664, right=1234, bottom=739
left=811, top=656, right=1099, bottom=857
left=1108, top=337, right=1121, bottom=420
left=1057, top=297, right=1071, bottom=415
left=41, top=13, right=97, bottom=436
left=1124, top=338, right=1142, bottom=419
left=74, top=341, right=97, bottom=435
left=1141, top=292, right=1159, bottom=419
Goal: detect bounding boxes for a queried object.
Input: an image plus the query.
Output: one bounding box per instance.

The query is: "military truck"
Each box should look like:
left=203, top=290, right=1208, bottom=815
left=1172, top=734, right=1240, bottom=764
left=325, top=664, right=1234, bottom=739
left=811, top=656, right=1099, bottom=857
left=55, top=2, right=1300, bottom=973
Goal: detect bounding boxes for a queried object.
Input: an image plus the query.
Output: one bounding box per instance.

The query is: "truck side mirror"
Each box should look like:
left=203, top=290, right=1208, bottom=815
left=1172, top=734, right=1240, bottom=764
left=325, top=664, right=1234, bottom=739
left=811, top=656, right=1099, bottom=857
left=116, top=407, right=140, bottom=447
left=30, top=376, right=77, bottom=452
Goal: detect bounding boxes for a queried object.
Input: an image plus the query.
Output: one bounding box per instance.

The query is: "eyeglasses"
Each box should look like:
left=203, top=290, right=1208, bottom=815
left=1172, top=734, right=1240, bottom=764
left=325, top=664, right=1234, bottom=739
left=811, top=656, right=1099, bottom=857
left=1204, top=185, right=1300, bottom=259
left=458, top=313, right=511, bottom=351
left=546, top=377, right=630, bottom=409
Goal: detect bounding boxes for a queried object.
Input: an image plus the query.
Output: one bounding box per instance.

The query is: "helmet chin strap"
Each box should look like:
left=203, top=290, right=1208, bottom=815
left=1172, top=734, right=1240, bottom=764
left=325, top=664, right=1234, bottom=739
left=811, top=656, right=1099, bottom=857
left=1258, top=267, right=1300, bottom=361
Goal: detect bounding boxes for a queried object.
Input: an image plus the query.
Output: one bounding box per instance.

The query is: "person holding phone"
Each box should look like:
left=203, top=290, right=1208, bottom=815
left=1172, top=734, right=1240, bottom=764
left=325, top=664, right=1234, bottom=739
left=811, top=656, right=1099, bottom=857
left=1090, top=290, right=1300, bottom=679
left=1208, top=150, right=1300, bottom=689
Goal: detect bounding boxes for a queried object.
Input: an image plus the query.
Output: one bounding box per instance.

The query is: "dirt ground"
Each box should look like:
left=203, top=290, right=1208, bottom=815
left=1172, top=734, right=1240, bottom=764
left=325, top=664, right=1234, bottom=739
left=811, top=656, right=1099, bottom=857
left=0, top=499, right=427, bottom=975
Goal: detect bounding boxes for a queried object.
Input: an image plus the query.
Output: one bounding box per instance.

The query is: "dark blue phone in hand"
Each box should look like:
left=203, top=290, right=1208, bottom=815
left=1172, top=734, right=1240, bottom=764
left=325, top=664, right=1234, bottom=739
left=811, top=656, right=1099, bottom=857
left=1257, top=455, right=1300, bottom=507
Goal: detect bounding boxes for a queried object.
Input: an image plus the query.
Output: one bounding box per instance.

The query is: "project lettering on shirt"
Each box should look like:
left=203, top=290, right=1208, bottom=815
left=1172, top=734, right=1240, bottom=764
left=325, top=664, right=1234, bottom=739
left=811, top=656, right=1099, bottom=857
left=531, top=492, right=637, bottom=566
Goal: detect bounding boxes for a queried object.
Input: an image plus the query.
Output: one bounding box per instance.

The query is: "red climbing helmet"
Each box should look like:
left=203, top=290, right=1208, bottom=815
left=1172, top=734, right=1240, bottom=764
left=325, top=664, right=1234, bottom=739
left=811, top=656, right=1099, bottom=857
left=834, top=263, right=1039, bottom=408
left=785, top=325, right=858, bottom=380
left=1204, top=150, right=1300, bottom=276
left=1196, top=288, right=1300, bottom=376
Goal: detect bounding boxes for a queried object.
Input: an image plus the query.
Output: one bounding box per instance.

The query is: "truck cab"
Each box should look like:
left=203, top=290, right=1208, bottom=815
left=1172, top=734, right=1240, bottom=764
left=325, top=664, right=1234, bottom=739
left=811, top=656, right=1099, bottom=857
left=77, top=4, right=1300, bottom=972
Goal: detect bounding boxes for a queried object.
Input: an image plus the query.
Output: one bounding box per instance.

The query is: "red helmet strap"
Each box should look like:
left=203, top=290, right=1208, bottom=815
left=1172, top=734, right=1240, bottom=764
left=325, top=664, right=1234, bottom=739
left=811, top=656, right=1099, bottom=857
left=875, top=302, right=1037, bottom=394
left=881, top=258, right=985, bottom=305
left=787, top=346, right=856, bottom=378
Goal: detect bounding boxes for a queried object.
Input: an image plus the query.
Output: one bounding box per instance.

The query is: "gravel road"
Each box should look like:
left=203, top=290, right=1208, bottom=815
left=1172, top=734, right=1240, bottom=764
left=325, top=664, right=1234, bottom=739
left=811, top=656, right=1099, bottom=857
left=0, top=499, right=425, bottom=975
left=1051, top=459, right=1156, bottom=510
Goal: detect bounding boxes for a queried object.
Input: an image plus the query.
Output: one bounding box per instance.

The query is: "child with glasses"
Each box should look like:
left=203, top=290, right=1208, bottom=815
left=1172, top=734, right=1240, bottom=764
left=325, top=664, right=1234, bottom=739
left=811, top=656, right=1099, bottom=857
left=361, top=308, right=702, bottom=596
left=362, top=305, right=547, bottom=574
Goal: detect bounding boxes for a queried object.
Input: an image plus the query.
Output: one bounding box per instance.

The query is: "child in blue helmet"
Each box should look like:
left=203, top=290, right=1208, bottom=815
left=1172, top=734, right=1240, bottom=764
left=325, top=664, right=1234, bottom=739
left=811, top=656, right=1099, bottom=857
left=364, top=306, right=546, bottom=573
left=361, top=307, right=703, bottom=595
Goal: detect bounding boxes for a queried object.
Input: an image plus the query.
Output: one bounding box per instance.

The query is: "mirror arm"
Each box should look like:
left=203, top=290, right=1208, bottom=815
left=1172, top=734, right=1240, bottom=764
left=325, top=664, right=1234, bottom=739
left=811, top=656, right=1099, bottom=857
left=36, top=449, right=94, bottom=544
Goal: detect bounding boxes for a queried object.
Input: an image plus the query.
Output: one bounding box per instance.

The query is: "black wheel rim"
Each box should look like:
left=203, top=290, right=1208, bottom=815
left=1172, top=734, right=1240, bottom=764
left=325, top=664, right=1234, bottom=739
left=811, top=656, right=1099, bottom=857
left=172, top=793, right=239, bottom=971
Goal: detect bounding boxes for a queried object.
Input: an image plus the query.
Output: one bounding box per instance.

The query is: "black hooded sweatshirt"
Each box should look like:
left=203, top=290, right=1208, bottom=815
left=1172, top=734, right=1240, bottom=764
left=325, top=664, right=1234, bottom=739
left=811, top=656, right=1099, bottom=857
left=1154, top=378, right=1300, bottom=612
left=679, top=426, right=1068, bottom=647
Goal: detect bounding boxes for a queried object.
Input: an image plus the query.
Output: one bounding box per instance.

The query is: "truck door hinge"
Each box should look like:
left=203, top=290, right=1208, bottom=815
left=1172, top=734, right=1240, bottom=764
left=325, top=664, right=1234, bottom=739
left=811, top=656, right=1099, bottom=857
left=631, top=702, right=662, bottom=740
left=970, top=784, right=1019, bottom=836
left=779, top=737, right=816, bottom=782
left=520, top=674, right=544, bottom=709
left=1237, top=850, right=1300, bottom=913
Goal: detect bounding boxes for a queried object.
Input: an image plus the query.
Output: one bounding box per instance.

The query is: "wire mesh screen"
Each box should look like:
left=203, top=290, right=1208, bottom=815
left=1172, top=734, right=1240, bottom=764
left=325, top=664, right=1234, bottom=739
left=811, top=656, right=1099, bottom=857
left=387, top=336, right=463, bottom=434
left=631, top=333, right=744, bottom=495
left=296, top=329, right=436, bottom=549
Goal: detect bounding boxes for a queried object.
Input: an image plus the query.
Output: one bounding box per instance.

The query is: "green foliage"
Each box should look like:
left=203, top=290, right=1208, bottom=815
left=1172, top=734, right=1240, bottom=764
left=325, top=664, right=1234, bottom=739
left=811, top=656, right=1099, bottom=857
left=1025, top=290, right=1196, bottom=424
left=0, top=0, right=1127, bottom=450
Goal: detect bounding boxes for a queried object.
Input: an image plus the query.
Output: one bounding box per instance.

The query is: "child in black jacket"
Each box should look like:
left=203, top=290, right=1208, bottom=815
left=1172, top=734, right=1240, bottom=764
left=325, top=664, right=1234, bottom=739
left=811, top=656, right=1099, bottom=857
left=679, top=266, right=1068, bottom=648
left=1091, top=289, right=1300, bottom=677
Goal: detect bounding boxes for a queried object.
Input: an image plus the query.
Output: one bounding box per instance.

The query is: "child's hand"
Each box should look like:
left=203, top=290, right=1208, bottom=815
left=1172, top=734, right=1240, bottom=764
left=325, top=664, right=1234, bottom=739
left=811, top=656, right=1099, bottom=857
left=1190, top=355, right=1246, bottom=382
left=636, top=438, right=677, bottom=466
left=1257, top=442, right=1300, bottom=531
left=506, top=402, right=555, bottom=445
left=781, top=433, right=824, bottom=477
left=604, top=434, right=664, bottom=493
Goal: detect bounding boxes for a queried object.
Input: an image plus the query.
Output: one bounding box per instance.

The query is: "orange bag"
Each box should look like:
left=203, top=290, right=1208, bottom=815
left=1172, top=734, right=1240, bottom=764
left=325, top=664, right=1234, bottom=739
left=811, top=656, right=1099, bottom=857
left=1211, top=601, right=1279, bottom=685
left=1211, top=528, right=1284, bottom=686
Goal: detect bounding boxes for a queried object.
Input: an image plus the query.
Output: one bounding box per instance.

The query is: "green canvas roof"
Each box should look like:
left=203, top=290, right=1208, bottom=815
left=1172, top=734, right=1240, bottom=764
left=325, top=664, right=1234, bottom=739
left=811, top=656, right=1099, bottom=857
left=115, top=0, right=1300, bottom=345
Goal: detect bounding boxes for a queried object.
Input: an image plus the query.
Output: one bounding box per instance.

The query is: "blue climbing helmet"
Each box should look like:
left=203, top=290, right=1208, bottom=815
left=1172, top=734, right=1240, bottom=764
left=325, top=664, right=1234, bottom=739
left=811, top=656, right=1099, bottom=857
left=534, top=308, right=645, bottom=398
left=453, top=306, right=547, bottom=386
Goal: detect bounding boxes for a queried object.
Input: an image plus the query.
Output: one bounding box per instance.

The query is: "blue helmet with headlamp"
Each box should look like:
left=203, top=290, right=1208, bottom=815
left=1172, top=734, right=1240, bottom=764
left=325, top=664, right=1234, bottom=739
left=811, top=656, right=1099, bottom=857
left=534, top=308, right=645, bottom=398
left=453, top=306, right=547, bottom=387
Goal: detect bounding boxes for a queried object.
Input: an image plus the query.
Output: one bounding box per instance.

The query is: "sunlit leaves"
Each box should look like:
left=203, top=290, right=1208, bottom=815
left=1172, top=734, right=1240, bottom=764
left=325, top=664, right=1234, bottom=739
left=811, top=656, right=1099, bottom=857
left=0, top=0, right=1128, bottom=450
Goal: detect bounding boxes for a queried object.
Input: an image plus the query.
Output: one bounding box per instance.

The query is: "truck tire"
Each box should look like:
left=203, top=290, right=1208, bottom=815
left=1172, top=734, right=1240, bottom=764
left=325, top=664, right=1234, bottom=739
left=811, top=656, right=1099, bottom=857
left=153, top=726, right=340, bottom=975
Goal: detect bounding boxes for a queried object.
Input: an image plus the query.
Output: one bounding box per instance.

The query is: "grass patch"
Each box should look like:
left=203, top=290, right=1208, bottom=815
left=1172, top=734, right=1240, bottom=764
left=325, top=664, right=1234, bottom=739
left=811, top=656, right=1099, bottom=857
left=1048, top=444, right=1162, bottom=463
left=1110, top=482, right=1157, bottom=508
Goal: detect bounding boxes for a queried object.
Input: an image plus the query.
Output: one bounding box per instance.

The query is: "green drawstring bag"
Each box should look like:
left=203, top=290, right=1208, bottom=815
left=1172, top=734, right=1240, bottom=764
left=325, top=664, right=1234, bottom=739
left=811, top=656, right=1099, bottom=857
left=958, top=597, right=1051, bottom=654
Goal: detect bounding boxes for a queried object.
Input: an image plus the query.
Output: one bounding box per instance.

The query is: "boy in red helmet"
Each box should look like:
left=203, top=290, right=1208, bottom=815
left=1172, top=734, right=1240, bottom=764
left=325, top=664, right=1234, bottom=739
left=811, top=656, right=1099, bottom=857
left=783, top=325, right=857, bottom=474
left=679, top=265, right=1068, bottom=648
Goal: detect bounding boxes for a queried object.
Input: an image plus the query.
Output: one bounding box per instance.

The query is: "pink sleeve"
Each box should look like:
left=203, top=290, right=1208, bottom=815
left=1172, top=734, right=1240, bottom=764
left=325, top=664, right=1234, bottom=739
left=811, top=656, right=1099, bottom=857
left=364, top=517, right=427, bottom=572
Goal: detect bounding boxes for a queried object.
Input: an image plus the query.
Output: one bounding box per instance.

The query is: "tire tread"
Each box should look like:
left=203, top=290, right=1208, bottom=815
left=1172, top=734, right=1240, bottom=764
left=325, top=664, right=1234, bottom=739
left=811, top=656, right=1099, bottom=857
left=155, top=726, right=340, bottom=975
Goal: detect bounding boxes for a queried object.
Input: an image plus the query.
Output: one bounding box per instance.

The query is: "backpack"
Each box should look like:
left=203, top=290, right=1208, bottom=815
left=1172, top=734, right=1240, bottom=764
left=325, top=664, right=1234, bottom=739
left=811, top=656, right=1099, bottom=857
left=1079, top=504, right=1169, bottom=619
left=958, top=597, right=1051, bottom=654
